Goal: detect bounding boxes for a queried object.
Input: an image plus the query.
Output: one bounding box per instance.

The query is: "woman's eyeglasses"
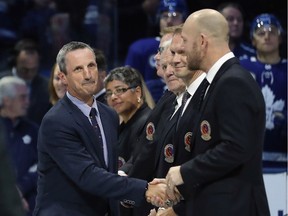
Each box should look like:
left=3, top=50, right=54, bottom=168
left=105, top=86, right=137, bottom=100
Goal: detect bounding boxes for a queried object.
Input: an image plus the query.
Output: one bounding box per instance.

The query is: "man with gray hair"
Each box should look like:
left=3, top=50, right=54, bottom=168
left=0, top=76, right=39, bottom=216
left=34, top=41, right=167, bottom=216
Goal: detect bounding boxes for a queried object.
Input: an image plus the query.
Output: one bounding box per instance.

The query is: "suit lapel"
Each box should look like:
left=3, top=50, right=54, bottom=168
left=62, top=96, right=107, bottom=168
left=191, top=57, right=239, bottom=147
left=174, top=85, right=204, bottom=155
left=154, top=112, right=178, bottom=167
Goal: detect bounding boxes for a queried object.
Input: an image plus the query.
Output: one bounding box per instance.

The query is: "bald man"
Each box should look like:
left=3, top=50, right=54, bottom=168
left=165, top=9, right=270, bottom=216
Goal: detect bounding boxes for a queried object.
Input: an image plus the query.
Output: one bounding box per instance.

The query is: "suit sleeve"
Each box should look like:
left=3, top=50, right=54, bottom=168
left=39, top=111, right=147, bottom=207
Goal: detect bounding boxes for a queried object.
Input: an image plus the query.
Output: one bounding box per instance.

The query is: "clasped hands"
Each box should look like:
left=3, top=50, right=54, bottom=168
left=145, top=166, right=183, bottom=208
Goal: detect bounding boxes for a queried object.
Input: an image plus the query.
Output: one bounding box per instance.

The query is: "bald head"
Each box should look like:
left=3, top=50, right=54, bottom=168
left=185, top=9, right=229, bottom=42
left=182, top=9, right=231, bottom=72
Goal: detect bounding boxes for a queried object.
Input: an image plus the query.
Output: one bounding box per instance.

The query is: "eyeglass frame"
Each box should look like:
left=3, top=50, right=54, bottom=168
left=104, top=86, right=138, bottom=100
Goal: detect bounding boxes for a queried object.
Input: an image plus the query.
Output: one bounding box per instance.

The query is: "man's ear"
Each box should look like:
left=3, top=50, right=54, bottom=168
left=58, top=72, right=68, bottom=85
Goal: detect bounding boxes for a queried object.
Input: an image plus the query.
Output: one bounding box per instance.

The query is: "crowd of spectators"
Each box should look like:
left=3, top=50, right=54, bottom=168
left=0, top=0, right=286, bottom=77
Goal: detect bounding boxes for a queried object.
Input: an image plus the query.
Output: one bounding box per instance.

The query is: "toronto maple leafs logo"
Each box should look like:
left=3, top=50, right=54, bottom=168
left=262, top=85, right=285, bottom=130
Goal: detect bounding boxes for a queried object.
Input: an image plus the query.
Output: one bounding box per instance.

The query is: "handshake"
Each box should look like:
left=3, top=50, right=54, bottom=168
left=145, top=166, right=184, bottom=208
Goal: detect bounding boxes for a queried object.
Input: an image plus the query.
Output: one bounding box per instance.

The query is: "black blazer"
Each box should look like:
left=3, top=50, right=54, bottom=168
left=34, top=95, right=148, bottom=216
left=118, top=103, right=152, bottom=174
left=178, top=58, right=270, bottom=216
left=0, top=119, right=24, bottom=216
left=128, top=90, right=176, bottom=181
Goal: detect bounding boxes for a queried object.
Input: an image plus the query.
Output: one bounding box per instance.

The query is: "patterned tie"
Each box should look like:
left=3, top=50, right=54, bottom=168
left=198, top=78, right=210, bottom=110
left=89, top=108, right=104, bottom=157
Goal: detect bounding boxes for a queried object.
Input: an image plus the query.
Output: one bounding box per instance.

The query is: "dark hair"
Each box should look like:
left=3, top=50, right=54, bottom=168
left=217, top=2, right=245, bottom=17
left=93, top=48, right=107, bottom=72
left=9, top=38, right=39, bottom=67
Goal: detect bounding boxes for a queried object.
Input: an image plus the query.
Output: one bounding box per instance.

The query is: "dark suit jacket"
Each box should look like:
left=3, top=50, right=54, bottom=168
left=128, top=90, right=176, bottom=181
left=95, top=91, right=107, bottom=105
left=0, top=119, right=24, bottom=216
left=154, top=108, right=179, bottom=178
left=173, top=79, right=208, bottom=167
left=118, top=103, right=152, bottom=174
left=178, top=58, right=270, bottom=216
left=34, top=95, right=147, bottom=216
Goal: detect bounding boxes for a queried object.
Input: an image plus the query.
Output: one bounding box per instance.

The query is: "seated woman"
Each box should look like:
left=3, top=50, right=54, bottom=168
left=104, top=66, right=154, bottom=175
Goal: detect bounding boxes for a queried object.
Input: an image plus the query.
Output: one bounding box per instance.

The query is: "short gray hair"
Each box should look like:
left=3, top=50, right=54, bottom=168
left=56, top=41, right=95, bottom=74
left=0, top=76, right=26, bottom=107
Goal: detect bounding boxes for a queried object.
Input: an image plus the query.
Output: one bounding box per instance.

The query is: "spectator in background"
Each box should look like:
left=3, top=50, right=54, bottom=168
left=82, top=0, right=114, bottom=66
left=0, top=76, right=39, bottom=216
left=125, top=0, right=187, bottom=103
left=218, top=2, right=255, bottom=60
left=117, top=0, right=160, bottom=65
left=240, top=13, right=287, bottom=171
left=93, top=48, right=108, bottom=104
left=0, top=39, right=51, bottom=125
left=46, top=12, right=71, bottom=75
left=0, top=0, right=18, bottom=71
left=48, top=63, right=67, bottom=106
left=19, top=0, right=58, bottom=71
left=0, top=118, right=25, bottom=216
left=104, top=66, right=153, bottom=216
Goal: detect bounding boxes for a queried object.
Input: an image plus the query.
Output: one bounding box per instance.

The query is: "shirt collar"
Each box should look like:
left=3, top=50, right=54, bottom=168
left=186, top=73, right=206, bottom=97
left=66, top=92, right=99, bottom=118
left=206, top=52, right=234, bottom=84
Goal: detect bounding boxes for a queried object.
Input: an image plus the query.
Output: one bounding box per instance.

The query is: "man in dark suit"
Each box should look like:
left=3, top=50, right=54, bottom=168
left=128, top=33, right=187, bottom=216
left=33, top=41, right=167, bottom=216
left=165, top=9, right=270, bottom=216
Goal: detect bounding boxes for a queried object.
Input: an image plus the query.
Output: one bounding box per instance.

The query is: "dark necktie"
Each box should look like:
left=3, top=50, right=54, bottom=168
left=168, top=97, right=178, bottom=120
left=180, top=90, right=191, bottom=116
left=176, top=90, right=191, bottom=129
left=89, top=108, right=104, bottom=156
left=198, top=78, right=210, bottom=110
